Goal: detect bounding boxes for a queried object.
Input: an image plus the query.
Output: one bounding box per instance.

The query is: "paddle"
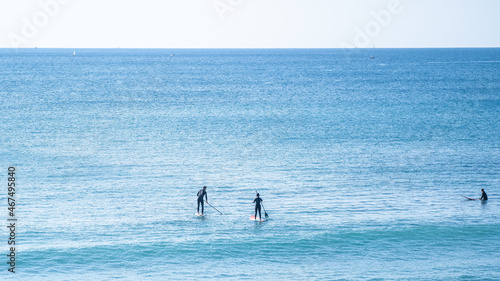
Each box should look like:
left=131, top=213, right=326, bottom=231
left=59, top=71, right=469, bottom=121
left=205, top=201, right=224, bottom=215
left=261, top=202, right=269, bottom=219
left=255, top=190, right=269, bottom=218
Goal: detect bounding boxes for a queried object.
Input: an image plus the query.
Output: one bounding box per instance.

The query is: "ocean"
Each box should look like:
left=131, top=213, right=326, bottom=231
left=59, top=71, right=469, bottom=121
left=0, top=48, right=499, bottom=280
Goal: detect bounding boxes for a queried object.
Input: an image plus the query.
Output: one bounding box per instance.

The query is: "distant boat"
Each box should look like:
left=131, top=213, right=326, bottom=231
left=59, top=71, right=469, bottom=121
left=73, top=50, right=76, bottom=56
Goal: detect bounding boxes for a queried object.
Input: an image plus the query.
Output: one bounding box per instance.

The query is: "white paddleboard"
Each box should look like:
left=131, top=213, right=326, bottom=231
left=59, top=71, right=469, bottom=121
left=250, top=215, right=266, bottom=222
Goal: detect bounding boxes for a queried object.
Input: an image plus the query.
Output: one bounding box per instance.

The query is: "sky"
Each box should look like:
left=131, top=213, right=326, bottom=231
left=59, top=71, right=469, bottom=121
left=1, top=0, right=499, bottom=48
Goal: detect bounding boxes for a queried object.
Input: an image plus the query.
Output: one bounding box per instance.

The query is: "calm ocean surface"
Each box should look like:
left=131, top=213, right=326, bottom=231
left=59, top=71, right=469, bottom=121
left=0, top=48, right=499, bottom=280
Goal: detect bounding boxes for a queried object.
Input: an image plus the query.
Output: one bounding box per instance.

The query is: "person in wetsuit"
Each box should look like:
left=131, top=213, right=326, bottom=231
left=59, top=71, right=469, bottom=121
left=197, top=186, right=208, bottom=215
left=253, top=193, right=263, bottom=220
left=480, top=189, right=488, bottom=201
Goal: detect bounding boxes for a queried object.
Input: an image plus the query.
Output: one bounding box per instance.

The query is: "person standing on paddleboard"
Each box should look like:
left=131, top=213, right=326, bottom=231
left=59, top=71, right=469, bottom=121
left=480, top=189, right=488, bottom=201
left=253, top=193, right=263, bottom=220
left=197, top=186, right=208, bottom=215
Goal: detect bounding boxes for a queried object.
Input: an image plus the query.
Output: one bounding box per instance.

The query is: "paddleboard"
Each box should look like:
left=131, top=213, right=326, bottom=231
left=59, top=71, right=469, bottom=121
left=462, top=196, right=478, bottom=201
left=250, top=215, right=266, bottom=222
left=196, top=213, right=205, bottom=217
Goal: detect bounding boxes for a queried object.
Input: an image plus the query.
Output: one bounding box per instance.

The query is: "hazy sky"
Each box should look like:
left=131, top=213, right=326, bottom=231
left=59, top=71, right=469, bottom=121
left=1, top=0, right=499, bottom=48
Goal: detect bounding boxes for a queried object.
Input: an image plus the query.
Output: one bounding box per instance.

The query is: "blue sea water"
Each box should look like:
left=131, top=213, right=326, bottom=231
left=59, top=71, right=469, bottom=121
left=0, top=48, right=499, bottom=280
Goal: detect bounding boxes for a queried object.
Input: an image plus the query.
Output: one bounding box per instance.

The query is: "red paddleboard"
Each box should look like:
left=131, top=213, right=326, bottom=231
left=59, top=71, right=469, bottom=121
left=250, top=215, right=266, bottom=222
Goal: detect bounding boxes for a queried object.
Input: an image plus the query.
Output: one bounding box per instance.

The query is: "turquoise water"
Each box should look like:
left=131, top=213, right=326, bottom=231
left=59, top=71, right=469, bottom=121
left=1, top=48, right=499, bottom=280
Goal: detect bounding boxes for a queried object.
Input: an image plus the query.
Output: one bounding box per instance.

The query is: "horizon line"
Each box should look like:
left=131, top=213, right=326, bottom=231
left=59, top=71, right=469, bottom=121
left=1, top=46, right=500, bottom=50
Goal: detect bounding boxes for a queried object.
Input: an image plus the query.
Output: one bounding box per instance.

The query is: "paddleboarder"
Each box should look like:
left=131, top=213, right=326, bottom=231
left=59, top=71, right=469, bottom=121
left=253, top=193, right=263, bottom=220
left=480, top=189, right=488, bottom=201
left=197, top=186, right=208, bottom=215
